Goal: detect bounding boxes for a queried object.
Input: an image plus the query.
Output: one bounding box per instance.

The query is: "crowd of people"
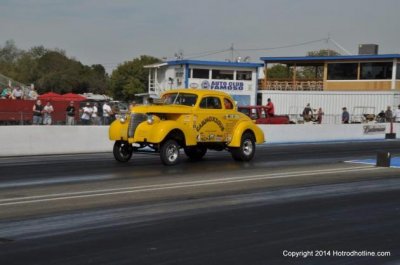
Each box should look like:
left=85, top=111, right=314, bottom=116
left=30, top=100, right=117, bottom=126
left=266, top=98, right=400, bottom=124
left=1, top=85, right=38, bottom=100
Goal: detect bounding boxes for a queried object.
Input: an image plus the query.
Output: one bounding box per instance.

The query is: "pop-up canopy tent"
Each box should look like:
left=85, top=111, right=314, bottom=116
left=62, top=93, right=87, bottom=102
left=38, top=92, right=64, bottom=101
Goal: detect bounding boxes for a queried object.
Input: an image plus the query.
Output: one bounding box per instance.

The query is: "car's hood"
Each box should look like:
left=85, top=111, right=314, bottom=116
left=131, top=104, right=193, bottom=114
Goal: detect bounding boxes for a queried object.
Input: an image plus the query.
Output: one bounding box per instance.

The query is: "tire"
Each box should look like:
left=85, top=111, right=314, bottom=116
left=184, top=146, right=207, bottom=161
left=113, top=141, right=133, bottom=162
left=160, top=139, right=180, bottom=166
left=231, top=132, right=256, bottom=161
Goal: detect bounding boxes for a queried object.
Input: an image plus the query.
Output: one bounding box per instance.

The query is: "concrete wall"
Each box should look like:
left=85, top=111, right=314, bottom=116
left=0, top=126, right=112, bottom=157
left=0, top=123, right=397, bottom=157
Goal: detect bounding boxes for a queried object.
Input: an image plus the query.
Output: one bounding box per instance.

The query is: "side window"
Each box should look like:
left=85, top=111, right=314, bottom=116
left=224, top=98, right=234, bottom=109
left=200, top=97, right=222, bottom=109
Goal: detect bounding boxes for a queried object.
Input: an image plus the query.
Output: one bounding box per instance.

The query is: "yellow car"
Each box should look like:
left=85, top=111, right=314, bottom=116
left=109, top=89, right=264, bottom=165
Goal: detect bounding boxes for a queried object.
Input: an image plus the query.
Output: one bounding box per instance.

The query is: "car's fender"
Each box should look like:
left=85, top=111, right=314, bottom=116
left=109, top=120, right=129, bottom=141
left=228, top=121, right=265, bottom=147
left=130, top=120, right=197, bottom=146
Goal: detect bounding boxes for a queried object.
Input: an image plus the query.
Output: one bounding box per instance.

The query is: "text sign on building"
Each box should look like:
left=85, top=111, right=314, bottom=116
left=201, top=80, right=244, bottom=91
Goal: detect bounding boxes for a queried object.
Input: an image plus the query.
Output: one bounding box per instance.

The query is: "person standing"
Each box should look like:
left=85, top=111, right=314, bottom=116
left=302, top=103, right=313, bottom=122
left=102, top=102, right=112, bottom=125
left=66, top=101, right=76, bottom=125
left=32, top=99, right=44, bottom=125
left=394, top=105, right=400, bottom=123
left=385, top=106, right=393, bottom=122
left=342, top=107, right=350, bottom=124
left=316, top=107, right=324, bottom=124
left=81, top=102, right=93, bottom=125
left=43, top=102, right=54, bottom=125
left=265, top=98, right=275, bottom=116
left=91, top=103, right=101, bottom=125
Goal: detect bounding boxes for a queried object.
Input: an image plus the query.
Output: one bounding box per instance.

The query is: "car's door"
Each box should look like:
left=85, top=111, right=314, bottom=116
left=194, top=96, right=226, bottom=142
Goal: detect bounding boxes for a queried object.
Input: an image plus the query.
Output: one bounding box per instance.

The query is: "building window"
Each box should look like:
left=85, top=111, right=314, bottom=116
left=212, top=70, right=234, bottom=80
left=328, top=63, right=358, bottom=80
left=360, top=62, right=392, bottom=79
left=236, top=71, right=252, bottom=81
left=192, top=69, right=209, bottom=79
left=396, top=64, right=400, bottom=79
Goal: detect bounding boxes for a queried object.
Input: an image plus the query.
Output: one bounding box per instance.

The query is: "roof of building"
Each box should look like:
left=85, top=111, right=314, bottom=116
left=164, top=59, right=263, bottom=68
left=260, top=54, right=400, bottom=63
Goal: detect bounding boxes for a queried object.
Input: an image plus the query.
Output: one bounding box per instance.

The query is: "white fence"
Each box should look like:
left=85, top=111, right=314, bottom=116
left=259, top=90, right=400, bottom=123
left=0, top=124, right=397, bottom=157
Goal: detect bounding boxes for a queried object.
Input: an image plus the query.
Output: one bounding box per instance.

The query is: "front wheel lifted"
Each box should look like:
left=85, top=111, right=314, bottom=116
left=230, top=132, right=256, bottom=161
left=113, top=141, right=133, bottom=162
left=160, top=139, right=180, bottom=166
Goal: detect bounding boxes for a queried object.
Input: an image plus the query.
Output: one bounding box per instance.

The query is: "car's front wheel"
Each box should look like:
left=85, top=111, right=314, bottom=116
left=230, top=132, right=256, bottom=161
left=160, top=139, right=180, bottom=166
left=113, top=141, right=133, bottom=162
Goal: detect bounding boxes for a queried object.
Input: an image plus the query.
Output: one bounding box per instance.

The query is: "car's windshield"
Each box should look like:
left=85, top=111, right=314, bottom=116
left=161, top=93, right=198, bottom=106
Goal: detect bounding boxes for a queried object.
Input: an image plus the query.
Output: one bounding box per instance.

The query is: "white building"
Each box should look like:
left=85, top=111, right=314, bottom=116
left=145, top=60, right=262, bottom=106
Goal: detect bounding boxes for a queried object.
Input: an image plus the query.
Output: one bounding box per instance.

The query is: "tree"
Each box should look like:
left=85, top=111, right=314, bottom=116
left=300, top=49, right=341, bottom=79
left=266, top=64, right=292, bottom=79
left=307, top=49, right=340, bottom=57
left=0, top=40, right=110, bottom=95
left=110, top=55, right=161, bottom=101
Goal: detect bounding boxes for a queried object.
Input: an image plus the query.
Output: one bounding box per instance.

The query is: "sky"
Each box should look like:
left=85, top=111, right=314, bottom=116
left=1, top=0, right=399, bottom=72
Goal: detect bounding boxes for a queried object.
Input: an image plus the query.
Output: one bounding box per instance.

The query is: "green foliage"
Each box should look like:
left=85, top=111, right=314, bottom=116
left=110, top=55, right=161, bottom=101
left=307, top=49, right=340, bottom=57
left=0, top=40, right=109, bottom=95
left=266, top=64, right=292, bottom=79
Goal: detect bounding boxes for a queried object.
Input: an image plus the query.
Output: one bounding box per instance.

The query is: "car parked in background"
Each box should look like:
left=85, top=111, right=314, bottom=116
left=238, top=106, right=291, bottom=124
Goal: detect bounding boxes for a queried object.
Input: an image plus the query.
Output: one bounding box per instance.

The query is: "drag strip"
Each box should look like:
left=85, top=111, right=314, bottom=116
left=0, top=165, right=379, bottom=207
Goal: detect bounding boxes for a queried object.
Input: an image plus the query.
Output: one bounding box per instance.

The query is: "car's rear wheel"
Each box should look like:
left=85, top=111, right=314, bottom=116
left=184, top=146, right=207, bottom=161
left=230, top=132, right=255, bottom=161
left=113, top=141, right=133, bottom=162
left=160, top=139, right=180, bottom=166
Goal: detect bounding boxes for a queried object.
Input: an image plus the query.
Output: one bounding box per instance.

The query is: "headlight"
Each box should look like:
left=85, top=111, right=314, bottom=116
left=147, top=114, right=154, bottom=124
left=119, top=115, right=126, bottom=124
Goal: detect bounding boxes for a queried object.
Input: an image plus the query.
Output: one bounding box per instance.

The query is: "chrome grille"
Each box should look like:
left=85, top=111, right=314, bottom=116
left=128, top=113, right=146, bottom=138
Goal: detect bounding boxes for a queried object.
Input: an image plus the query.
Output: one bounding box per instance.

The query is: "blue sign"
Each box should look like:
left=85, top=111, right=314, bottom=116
left=200, top=80, right=244, bottom=90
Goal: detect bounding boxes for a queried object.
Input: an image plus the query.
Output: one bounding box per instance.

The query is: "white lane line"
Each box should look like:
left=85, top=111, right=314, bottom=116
left=0, top=166, right=379, bottom=206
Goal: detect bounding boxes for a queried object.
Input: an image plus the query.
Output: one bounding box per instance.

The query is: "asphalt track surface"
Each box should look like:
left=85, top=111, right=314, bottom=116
left=1, top=140, right=400, bottom=265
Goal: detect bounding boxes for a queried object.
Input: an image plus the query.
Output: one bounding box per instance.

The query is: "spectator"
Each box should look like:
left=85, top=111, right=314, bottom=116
left=66, top=101, right=76, bottom=125
left=27, top=87, right=38, bottom=100
left=302, top=103, right=313, bottom=122
left=11, top=86, right=24, bottom=100
left=265, top=98, right=275, bottom=116
left=91, top=103, right=101, bottom=125
left=1, top=87, right=11, bottom=99
left=394, top=105, right=400, bottom=123
left=342, top=107, right=350, bottom=124
left=43, top=102, right=54, bottom=125
left=385, top=106, right=393, bottom=122
left=102, top=102, right=112, bottom=125
left=377, top=110, right=386, bottom=123
left=32, top=99, right=44, bottom=125
left=316, top=107, right=324, bottom=124
left=81, top=102, right=93, bottom=125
